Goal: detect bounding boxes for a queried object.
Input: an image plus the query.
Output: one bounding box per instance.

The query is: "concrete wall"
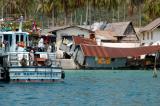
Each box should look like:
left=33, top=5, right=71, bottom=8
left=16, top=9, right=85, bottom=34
left=60, top=59, right=78, bottom=69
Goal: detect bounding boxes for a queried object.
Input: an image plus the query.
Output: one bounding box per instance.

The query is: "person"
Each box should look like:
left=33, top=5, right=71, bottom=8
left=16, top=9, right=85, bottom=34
left=38, top=38, right=44, bottom=51
left=29, top=50, right=34, bottom=66
left=51, top=42, right=55, bottom=52
left=47, top=44, right=52, bottom=53
left=3, top=40, right=9, bottom=51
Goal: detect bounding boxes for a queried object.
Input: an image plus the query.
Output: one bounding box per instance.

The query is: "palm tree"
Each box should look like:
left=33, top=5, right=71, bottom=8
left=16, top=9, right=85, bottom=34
left=37, top=0, right=49, bottom=29
left=18, top=0, right=36, bottom=21
left=144, top=0, right=160, bottom=21
left=0, top=0, right=22, bottom=18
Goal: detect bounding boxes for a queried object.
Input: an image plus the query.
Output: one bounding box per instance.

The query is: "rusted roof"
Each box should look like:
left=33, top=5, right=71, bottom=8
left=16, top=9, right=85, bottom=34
left=80, top=44, right=160, bottom=58
left=140, top=18, right=160, bottom=32
left=104, top=21, right=132, bottom=36
left=73, top=36, right=97, bottom=45
left=95, top=30, right=117, bottom=40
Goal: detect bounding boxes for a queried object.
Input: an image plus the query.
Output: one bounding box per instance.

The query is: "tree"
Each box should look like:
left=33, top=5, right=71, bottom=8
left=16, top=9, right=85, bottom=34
left=144, top=0, right=160, bottom=21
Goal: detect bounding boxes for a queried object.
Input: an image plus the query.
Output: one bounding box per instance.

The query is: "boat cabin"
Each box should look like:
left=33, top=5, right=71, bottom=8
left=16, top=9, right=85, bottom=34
left=0, top=31, right=29, bottom=52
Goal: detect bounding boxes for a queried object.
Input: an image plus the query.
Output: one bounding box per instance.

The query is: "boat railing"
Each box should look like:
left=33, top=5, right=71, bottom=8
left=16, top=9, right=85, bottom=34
left=9, top=59, right=61, bottom=67
left=8, top=51, right=62, bottom=68
left=0, top=47, right=7, bottom=55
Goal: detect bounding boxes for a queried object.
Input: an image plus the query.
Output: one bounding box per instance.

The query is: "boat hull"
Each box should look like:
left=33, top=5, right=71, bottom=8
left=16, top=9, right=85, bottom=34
left=10, top=79, right=64, bottom=83
left=8, top=66, right=63, bottom=83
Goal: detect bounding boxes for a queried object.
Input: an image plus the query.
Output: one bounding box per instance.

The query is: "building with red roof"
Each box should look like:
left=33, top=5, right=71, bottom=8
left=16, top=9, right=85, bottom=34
left=73, top=44, right=160, bottom=69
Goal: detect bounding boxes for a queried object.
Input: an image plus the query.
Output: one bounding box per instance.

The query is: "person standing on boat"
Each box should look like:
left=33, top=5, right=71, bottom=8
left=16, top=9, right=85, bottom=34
left=51, top=42, right=56, bottom=52
left=38, top=38, right=44, bottom=52
left=47, top=45, right=52, bottom=53
left=29, top=50, right=34, bottom=66
left=3, top=40, right=9, bottom=52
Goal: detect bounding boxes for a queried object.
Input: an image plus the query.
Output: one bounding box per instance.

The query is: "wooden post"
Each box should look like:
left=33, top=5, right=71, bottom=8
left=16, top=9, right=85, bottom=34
left=153, top=52, right=158, bottom=78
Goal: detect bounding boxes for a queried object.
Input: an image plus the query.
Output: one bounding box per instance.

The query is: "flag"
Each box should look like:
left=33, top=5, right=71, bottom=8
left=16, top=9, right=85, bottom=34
left=32, top=21, right=37, bottom=32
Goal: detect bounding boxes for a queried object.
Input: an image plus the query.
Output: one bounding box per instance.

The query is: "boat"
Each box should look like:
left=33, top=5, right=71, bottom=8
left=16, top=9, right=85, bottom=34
left=0, top=16, right=65, bottom=82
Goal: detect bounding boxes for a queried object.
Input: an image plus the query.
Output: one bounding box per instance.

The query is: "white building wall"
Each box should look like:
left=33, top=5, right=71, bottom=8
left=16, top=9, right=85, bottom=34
left=101, top=43, right=140, bottom=48
left=153, top=29, right=160, bottom=45
left=56, top=27, right=90, bottom=50
left=140, top=28, right=160, bottom=45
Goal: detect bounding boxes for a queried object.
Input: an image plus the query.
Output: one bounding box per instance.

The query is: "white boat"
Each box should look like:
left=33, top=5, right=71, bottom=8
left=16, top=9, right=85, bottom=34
left=0, top=16, right=65, bottom=83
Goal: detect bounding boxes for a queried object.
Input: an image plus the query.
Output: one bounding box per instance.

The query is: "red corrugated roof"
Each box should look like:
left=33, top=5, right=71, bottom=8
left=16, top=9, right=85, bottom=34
left=81, top=44, right=160, bottom=58
left=73, top=36, right=97, bottom=45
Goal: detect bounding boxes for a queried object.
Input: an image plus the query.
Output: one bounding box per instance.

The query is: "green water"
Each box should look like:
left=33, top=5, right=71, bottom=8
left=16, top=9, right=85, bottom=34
left=0, top=70, right=160, bottom=106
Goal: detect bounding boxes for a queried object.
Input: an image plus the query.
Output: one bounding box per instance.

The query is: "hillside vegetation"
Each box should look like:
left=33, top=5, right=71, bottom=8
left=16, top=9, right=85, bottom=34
left=0, top=0, right=160, bottom=28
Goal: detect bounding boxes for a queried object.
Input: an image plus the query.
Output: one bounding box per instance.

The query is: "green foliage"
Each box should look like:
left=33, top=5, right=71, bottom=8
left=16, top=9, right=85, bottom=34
left=0, top=0, right=159, bottom=27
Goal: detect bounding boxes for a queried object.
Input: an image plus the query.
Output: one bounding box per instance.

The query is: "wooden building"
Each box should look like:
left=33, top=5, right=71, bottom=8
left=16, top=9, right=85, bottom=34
left=95, top=21, right=140, bottom=48
left=104, top=21, right=139, bottom=42
left=73, top=44, right=160, bottom=69
left=48, top=26, right=93, bottom=50
left=139, top=18, right=160, bottom=46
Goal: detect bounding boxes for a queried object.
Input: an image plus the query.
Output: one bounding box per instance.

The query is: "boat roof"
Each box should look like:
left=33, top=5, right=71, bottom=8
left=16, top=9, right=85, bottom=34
left=0, top=31, right=29, bottom=35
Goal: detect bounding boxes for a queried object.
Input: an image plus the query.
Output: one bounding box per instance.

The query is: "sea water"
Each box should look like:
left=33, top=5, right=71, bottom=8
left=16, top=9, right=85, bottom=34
left=0, top=70, right=160, bottom=106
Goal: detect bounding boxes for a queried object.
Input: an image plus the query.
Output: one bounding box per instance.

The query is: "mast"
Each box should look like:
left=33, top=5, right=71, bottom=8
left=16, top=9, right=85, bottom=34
left=18, top=16, right=23, bottom=32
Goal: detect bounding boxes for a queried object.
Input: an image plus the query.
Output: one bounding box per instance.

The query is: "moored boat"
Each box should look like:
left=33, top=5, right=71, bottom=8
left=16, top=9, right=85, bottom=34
left=0, top=16, right=65, bottom=83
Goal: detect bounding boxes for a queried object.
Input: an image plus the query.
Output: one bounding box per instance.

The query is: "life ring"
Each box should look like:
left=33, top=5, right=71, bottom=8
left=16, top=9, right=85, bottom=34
left=20, top=58, right=27, bottom=66
left=44, top=59, right=52, bottom=67
left=33, top=61, right=38, bottom=66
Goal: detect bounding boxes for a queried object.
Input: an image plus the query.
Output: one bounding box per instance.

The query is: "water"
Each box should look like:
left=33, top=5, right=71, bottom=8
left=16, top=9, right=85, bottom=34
left=0, top=70, right=160, bottom=106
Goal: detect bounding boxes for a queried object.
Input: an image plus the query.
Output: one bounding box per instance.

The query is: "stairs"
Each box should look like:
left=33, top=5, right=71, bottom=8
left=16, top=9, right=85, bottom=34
left=9, top=53, right=19, bottom=66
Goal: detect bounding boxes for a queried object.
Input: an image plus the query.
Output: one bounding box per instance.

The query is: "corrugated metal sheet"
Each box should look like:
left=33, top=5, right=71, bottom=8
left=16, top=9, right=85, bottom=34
left=140, top=18, right=160, bottom=32
left=81, top=44, right=160, bottom=58
left=73, top=36, right=97, bottom=45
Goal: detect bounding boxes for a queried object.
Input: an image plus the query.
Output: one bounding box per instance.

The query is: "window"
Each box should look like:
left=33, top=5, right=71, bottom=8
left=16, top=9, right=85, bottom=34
left=16, top=35, right=19, bottom=43
left=4, top=34, right=12, bottom=45
left=21, top=35, right=24, bottom=42
left=111, top=58, right=115, bottom=62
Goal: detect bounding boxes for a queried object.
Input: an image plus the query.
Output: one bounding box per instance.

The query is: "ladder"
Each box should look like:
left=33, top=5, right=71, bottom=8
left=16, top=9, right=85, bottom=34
left=9, top=53, right=19, bottom=66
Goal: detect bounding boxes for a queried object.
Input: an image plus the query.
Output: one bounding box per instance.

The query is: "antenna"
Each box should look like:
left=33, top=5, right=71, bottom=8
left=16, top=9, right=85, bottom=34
left=18, top=16, right=23, bottom=32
